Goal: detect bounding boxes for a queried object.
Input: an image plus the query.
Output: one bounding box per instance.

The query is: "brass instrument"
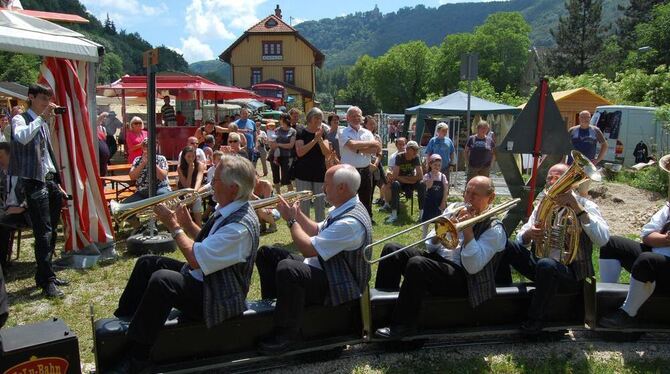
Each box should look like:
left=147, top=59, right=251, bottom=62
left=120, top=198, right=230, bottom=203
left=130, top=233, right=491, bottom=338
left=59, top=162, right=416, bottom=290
left=533, top=150, right=601, bottom=265
left=365, top=198, right=520, bottom=264
left=110, top=189, right=320, bottom=227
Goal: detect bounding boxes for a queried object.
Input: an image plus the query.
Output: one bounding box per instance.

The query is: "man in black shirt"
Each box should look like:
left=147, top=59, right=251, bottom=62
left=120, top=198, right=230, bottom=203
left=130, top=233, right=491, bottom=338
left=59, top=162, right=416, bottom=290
left=386, top=141, right=425, bottom=223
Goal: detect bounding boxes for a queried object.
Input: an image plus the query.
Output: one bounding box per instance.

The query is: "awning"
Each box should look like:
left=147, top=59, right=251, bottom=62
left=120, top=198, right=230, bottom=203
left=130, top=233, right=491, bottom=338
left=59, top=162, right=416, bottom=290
left=0, top=9, right=102, bottom=62
left=0, top=81, right=27, bottom=100
left=405, top=91, right=521, bottom=116
left=97, top=74, right=259, bottom=101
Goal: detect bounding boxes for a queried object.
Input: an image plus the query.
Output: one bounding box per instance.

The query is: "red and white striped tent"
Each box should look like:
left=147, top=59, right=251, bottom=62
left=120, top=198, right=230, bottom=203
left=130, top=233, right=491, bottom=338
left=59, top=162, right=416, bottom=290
left=0, top=9, right=113, bottom=252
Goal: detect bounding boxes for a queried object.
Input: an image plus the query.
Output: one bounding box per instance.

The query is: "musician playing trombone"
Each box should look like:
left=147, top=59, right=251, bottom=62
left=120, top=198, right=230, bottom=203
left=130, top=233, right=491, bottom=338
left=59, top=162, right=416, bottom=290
left=109, top=155, right=260, bottom=372
left=255, top=164, right=372, bottom=355
left=375, top=176, right=507, bottom=339
left=502, top=163, right=609, bottom=334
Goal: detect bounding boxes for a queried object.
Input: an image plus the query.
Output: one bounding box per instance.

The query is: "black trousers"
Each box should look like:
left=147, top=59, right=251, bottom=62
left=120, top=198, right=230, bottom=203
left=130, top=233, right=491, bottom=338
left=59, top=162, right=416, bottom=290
left=390, top=181, right=426, bottom=211
left=106, top=134, right=118, bottom=160
left=630, top=252, right=670, bottom=291
left=375, top=243, right=467, bottom=327
left=504, top=241, right=579, bottom=321
left=22, top=179, right=62, bottom=287
left=255, top=246, right=329, bottom=336
left=357, top=167, right=373, bottom=219
left=114, top=256, right=203, bottom=355
left=0, top=260, right=7, bottom=329
left=271, top=156, right=292, bottom=186
left=600, top=235, right=651, bottom=273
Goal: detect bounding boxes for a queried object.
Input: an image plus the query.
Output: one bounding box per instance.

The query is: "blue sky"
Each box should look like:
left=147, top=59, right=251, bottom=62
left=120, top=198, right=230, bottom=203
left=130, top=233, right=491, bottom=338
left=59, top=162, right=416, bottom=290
left=79, top=0, right=493, bottom=63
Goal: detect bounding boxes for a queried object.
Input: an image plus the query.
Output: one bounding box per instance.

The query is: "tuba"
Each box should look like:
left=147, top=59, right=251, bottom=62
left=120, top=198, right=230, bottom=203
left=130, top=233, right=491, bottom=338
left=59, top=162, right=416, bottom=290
left=533, top=150, right=601, bottom=265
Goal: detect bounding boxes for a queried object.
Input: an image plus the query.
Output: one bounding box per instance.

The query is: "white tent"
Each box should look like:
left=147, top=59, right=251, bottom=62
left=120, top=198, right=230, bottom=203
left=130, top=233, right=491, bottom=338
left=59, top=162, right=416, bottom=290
left=0, top=9, right=101, bottom=62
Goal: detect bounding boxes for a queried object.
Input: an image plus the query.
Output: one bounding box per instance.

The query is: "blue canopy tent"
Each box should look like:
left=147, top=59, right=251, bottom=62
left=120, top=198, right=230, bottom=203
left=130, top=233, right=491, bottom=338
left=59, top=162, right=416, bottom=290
left=404, top=91, right=522, bottom=145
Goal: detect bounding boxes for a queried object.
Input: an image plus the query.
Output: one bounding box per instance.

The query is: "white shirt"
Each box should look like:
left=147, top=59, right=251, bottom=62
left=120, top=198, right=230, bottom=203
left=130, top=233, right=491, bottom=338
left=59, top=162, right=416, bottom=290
left=206, top=165, right=216, bottom=185
left=12, top=109, right=57, bottom=174
left=339, top=124, right=376, bottom=168
left=388, top=151, right=399, bottom=168
left=303, top=196, right=366, bottom=270
left=424, top=203, right=507, bottom=274
left=517, top=192, right=610, bottom=261
left=190, top=200, right=253, bottom=281
left=641, top=203, right=670, bottom=258
left=178, top=148, right=206, bottom=164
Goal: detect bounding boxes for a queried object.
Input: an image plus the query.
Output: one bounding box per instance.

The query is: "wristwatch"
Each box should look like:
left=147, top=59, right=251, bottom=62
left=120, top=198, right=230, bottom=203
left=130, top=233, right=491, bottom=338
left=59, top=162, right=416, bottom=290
left=171, top=227, right=184, bottom=239
left=286, top=218, right=298, bottom=229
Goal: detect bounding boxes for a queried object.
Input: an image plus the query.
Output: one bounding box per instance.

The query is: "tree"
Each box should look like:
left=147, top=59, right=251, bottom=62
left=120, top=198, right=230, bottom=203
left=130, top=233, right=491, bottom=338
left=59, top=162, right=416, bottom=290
left=633, top=3, right=670, bottom=70
left=616, top=0, right=666, bottom=52
left=338, top=55, right=379, bottom=114
left=370, top=41, right=434, bottom=112
left=0, top=52, right=41, bottom=86
left=432, top=33, right=475, bottom=95
left=98, top=52, right=123, bottom=84
left=103, top=13, right=116, bottom=35
left=550, top=0, right=608, bottom=75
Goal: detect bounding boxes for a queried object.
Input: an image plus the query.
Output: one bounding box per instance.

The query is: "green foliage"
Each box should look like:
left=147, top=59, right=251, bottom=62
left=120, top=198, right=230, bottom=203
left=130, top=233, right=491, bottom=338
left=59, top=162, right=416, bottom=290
left=432, top=33, right=475, bottom=95
left=0, top=52, right=41, bottom=85
left=188, top=60, right=231, bottom=84
left=550, top=0, right=608, bottom=75
left=338, top=55, right=380, bottom=114
left=316, top=66, right=351, bottom=103
left=98, top=52, right=123, bottom=84
left=315, top=92, right=335, bottom=112
left=616, top=0, right=667, bottom=52
left=457, top=79, right=526, bottom=107
left=371, top=41, right=435, bottom=113
left=614, top=166, right=669, bottom=195
left=633, top=3, right=670, bottom=71
left=549, top=73, right=620, bottom=101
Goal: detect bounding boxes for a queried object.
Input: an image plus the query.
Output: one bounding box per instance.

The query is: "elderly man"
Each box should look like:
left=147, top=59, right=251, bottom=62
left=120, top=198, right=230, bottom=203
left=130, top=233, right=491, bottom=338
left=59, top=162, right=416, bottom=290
left=503, top=163, right=609, bottom=333
left=339, top=106, right=381, bottom=220
left=374, top=176, right=507, bottom=338
left=598, top=198, right=670, bottom=328
left=567, top=110, right=608, bottom=165
left=386, top=140, right=425, bottom=223
left=111, top=155, right=260, bottom=372
left=255, top=164, right=372, bottom=354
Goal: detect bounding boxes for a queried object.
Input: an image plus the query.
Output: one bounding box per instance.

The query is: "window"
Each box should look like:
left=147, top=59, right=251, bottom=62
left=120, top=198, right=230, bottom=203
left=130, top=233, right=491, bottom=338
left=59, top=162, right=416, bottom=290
left=251, top=68, right=262, bottom=86
left=262, top=41, right=283, bottom=60
left=284, top=68, right=295, bottom=85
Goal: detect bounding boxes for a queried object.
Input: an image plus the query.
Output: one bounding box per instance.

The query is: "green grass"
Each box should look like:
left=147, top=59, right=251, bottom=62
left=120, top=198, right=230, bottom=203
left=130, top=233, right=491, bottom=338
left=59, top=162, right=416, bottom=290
left=0, top=191, right=650, bottom=370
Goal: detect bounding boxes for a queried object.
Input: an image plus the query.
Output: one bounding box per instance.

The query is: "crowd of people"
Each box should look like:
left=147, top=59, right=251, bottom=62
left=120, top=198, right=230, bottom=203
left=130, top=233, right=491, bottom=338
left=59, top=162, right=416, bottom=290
left=5, top=84, right=660, bottom=374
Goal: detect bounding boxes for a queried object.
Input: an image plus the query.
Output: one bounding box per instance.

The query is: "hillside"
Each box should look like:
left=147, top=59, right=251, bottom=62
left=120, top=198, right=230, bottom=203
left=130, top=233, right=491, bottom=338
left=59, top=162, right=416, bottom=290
left=293, top=0, right=628, bottom=67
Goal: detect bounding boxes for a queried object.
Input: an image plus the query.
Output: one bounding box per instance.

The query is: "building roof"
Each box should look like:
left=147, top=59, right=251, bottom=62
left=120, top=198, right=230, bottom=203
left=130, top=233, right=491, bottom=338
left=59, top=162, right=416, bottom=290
left=518, top=87, right=613, bottom=109
left=219, top=6, right=325, bottom=68
left=0, top=81, right=27, bottom=100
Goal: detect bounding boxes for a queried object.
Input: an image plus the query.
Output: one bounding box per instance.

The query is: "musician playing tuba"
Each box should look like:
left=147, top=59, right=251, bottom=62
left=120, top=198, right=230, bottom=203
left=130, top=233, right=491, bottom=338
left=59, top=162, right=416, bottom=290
left=374, top=176, right=508, bottom=339
left=598, top=155, right=670, bottom=328
left=110, top=155, right=260, bottom=372
left=502, top=163, right=609, bottom=334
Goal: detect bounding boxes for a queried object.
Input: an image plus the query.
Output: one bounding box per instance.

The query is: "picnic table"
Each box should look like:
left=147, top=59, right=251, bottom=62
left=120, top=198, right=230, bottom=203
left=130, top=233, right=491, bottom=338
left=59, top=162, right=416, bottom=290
left=107, top=160, right=179, bottom=176
left=102, top=171, right=179, bottom=201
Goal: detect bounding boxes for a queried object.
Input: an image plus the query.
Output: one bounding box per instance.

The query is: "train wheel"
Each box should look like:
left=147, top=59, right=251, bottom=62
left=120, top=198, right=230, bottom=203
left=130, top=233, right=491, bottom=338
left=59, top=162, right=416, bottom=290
left=126, top=232, right=176, bottom=255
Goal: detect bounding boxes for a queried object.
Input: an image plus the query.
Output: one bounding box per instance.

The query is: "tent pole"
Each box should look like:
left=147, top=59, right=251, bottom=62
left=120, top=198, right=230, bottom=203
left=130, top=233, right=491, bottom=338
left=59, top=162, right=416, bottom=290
left=214, top=92, right=218, bottom=123
left=121, top=90, right=126, bottom=125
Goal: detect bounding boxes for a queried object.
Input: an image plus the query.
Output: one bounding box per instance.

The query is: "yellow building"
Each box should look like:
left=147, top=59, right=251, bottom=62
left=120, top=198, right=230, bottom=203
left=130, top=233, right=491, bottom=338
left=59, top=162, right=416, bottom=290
left=519, top=87, right=613, bottom=129
left=219, top=5, right=325, bottom=112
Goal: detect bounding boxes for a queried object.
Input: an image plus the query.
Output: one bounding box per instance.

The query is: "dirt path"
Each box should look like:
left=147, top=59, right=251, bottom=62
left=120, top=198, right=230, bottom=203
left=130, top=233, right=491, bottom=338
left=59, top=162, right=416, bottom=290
left=587, top=182, right=665, bottom=237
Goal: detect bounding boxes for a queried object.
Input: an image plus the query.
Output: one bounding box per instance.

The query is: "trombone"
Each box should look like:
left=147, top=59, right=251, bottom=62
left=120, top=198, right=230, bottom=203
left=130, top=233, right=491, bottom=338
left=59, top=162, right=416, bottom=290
left=365, top=198, right=520, bottom=264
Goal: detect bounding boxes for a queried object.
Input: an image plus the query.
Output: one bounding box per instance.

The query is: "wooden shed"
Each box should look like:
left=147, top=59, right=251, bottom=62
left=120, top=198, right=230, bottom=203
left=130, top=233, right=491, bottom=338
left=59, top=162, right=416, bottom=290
left=519, top=87, right=612, bottom=129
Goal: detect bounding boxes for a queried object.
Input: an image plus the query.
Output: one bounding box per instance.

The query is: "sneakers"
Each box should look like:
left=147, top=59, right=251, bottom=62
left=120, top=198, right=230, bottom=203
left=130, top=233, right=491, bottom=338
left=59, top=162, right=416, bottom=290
left=379, top=204, right=392, bottom=213
left=374, top=198, right=385, bottom=206
left=599, top=308, right=636, bottom=329
left=418, top=209, right=423, bottom=220
left=385, top=211, right=398, bottom=224
left=374, top=325, right=417, bottom=340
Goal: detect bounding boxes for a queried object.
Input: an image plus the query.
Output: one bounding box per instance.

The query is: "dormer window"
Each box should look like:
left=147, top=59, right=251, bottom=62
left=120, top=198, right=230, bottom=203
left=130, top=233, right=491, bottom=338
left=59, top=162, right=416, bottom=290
left=265, top=18, right=278, bottom=28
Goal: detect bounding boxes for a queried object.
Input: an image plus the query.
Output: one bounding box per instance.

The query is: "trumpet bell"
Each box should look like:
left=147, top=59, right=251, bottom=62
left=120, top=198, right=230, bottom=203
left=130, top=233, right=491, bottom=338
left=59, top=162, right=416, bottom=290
left=434, top=219, right=458, bottom=248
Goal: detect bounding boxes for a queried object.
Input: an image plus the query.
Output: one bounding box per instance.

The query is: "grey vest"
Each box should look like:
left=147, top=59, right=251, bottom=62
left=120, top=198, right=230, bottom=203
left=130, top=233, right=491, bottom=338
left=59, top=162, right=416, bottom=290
left=570, top=231, right=594, bottom=281
left=465, top=218, right=505, bottom=308
left=9, top=112, right=59, bottom=183
left=318, top=201, right=372, bottom=306
left=196, top=203, right=260, bottom=327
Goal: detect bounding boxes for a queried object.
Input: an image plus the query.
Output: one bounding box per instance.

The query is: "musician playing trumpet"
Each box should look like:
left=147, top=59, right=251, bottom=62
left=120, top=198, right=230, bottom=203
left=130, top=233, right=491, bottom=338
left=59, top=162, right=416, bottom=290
left=374, top=176, right=507, bottom=339
left=502, top=163, right=609, bottom=334
left=110, top=155, right=260, bottom=372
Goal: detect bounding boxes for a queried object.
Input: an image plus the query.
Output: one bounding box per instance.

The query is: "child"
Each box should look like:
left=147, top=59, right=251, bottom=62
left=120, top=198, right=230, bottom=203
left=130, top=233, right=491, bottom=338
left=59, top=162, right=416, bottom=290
left=421, top=154, right=449, bottom=236
left=203, top=134, right=215, bottom=163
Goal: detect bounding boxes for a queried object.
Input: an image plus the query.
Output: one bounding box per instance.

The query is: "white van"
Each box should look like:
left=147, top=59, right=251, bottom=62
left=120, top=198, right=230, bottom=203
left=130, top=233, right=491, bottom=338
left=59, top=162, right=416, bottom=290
left=593, top=105, right=668, bottom=167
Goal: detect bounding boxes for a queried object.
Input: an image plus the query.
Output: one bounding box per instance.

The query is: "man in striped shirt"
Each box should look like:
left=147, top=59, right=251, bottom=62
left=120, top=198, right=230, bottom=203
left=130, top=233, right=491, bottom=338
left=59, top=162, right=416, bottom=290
left=161, top=96, right=177, bottom=126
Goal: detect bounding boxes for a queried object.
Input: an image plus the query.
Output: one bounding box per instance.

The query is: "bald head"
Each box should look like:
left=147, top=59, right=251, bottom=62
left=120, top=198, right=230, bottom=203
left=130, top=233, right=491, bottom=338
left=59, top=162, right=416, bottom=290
left=547, top=163, right=569, bottom=187
left=464, top=176, right=495, bottom=213
left=468, top=176, right=495, bottom=196
left=579, top=110, right=591, bottom=127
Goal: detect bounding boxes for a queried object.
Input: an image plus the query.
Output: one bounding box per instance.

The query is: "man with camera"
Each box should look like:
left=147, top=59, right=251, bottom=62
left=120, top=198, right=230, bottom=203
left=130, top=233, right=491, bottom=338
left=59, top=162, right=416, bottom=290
left=10, top=84, right=69, bottom=298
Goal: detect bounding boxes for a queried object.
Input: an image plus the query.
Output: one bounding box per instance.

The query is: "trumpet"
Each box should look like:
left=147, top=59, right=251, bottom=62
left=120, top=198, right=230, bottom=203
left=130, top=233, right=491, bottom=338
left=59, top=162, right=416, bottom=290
left=110, top=189, right=321, bottom=227
left=365, top=198, right=520, bottom=264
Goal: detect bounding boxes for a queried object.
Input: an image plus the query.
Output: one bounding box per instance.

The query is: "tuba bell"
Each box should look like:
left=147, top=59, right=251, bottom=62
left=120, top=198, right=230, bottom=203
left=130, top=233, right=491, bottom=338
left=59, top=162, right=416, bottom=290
left=533, top=150, right=601, bottom=265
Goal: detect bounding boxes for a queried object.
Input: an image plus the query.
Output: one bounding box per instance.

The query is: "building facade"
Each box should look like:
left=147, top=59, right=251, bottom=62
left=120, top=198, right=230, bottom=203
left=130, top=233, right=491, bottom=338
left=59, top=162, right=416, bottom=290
left=219, top=5, right=325, bottom=112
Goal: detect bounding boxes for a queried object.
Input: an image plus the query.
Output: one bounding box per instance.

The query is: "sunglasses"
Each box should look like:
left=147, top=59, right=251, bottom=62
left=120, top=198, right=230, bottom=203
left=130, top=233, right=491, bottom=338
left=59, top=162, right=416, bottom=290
left=229, top=140, right=239, bottom=143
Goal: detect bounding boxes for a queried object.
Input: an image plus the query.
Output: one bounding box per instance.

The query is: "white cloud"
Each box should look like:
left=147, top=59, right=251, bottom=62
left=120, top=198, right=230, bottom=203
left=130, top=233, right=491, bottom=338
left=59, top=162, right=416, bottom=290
left=166, top=45, right=184, bottom=56
left=184, top=0, right=267, bottom=40
left=291, top=17, right=307, bottom=26
left=179, top=36, right=215, bottom=63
